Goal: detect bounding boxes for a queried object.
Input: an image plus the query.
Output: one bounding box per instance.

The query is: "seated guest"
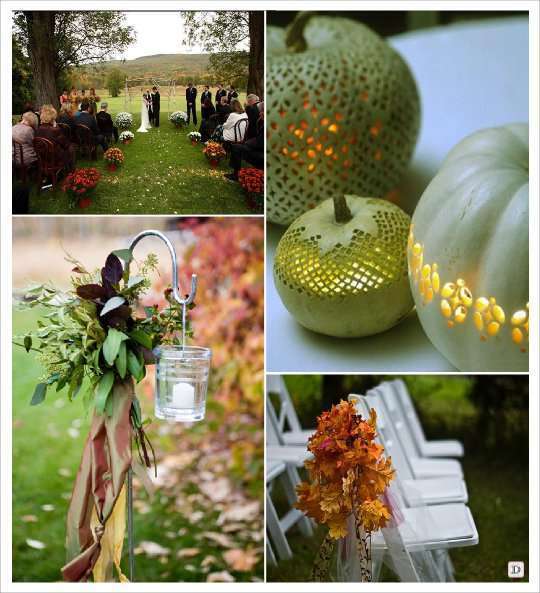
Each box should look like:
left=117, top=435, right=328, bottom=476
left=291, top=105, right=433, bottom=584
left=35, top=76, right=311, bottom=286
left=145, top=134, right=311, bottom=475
left=57, top=103, right=76, bottom=136
left=215, top=95, right=232, bottom=121
left=96, top=102, right=118, bottom=142
left=244, top=94, right=260, bottom=140
left=201, top=98, right=216, bottom=120
left=12, top=111, right=38, bottom=167
left=222, top=99, right=248, bottom=143
left=22, top=101, right=40, bottom=125
left=76, top=100, right=108, bottom=152
left=225, top=112, right=264, bottom=181
left=35, top=104, right=76, bottom=171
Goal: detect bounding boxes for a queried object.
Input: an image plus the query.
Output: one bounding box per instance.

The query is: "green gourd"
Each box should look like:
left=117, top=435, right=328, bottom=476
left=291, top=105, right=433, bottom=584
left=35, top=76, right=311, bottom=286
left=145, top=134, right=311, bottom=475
left=267, top=13, right=421, bottom=225
left=408, top=124, right=529, bottom=371
left=274, top=195, right=414, bottom=337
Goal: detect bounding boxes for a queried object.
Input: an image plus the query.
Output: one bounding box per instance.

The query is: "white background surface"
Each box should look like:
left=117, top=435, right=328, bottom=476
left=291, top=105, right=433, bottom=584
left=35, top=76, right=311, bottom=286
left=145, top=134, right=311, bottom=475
left=266, top=17, right=529, bottom=373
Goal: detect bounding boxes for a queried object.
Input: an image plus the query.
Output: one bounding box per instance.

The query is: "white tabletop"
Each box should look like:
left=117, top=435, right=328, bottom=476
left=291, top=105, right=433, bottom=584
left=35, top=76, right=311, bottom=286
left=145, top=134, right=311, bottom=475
left=266, top=17, right=529, bottom=373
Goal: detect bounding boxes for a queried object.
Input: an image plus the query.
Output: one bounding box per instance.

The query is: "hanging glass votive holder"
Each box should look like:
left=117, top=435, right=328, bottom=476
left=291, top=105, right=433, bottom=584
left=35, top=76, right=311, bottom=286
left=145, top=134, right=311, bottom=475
left=154, top=345, right=211, bottom=422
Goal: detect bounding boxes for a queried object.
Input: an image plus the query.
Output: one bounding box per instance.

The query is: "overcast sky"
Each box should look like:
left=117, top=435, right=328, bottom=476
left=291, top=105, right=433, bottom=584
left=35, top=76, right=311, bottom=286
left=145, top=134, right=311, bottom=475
left=114, top=11, right=205, bottom=60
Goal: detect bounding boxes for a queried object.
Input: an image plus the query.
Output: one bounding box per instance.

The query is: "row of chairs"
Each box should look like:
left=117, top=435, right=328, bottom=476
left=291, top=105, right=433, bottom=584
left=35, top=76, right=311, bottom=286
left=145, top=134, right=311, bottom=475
left=266, top=377, right=478, bottom=582
left=12, top=124, right=102, bottom=188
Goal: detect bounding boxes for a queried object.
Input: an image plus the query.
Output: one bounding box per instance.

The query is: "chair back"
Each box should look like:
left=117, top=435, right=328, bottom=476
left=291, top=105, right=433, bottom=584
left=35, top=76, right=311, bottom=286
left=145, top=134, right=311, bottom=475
left=232, top=117, right=249, bottom=142
left=57, top=122, right=72, bottom=141
left=379, top=382, right=422, bottom=458
left=33, top=137, right=57, bottom=168
left=266, top=375, right=303, bottom=434
left=391, top=379, right=428, bottom=448
left=76, top=123, right=93, bottom=146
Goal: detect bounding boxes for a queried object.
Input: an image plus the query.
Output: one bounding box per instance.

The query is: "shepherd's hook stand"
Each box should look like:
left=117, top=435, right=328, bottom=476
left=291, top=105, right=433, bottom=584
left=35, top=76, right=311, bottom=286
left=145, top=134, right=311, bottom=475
left=125, top=229, right=198, bottom=581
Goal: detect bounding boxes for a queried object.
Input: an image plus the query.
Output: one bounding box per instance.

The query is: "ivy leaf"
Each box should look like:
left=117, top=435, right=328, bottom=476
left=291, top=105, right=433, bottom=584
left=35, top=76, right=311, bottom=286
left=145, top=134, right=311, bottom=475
left=95, top=371, right=115, bottom=414
left=102, top=253, right=123, bottom=286
left=112, top=249, right=133, bottom=264
left=100, top=296, right=126, bottom=317
left=129, top=329, right=153, bottom=350
left=24, top=335, right=32, bottom=352
left=30, top=383, right=47, bottom=406
left=127, top=348, right=143, bottom=382
left=76, top=284, right=106, bottom=300
left=115, top=341, right=127, bottom=379
left=102, top=328, right=129, bottom=365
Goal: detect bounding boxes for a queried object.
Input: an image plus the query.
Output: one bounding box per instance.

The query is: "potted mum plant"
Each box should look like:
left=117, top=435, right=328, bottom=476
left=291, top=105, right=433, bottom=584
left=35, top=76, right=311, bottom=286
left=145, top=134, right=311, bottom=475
left=239, top=168, right=264, bottom=211
left=61, top=167, right=101, bottom=209
left=169, top=111, right=188, bottom=128
left=104, top=147, right=125, bottom=171
left=119, top=131, right=134, bottom=145
left=115, top=112, right=134, bottom=130
left=203, top=141, right=226, bottom=168
left=187, top=131, right=202, bottom=145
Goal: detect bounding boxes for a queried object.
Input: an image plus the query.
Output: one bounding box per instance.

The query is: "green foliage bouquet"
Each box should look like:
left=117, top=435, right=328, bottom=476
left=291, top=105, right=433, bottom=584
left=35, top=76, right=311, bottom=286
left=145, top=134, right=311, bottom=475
left=16, top=249, right=192, bottom=415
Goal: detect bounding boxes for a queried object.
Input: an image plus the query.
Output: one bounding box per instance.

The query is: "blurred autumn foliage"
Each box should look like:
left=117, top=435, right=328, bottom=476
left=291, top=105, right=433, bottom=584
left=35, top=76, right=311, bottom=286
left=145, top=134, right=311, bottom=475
left=143, top=217, right=264, bottom=494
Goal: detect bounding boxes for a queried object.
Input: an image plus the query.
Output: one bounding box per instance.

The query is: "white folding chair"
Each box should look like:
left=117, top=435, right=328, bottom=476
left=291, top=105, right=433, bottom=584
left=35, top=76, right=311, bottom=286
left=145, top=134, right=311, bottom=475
left=391, top=379, right=464, bottom=458
left=366, top=388, right=463, bottom=480
left=349, top=394, right=478, bottom=582
left=266, top=375, right=313, bottom=446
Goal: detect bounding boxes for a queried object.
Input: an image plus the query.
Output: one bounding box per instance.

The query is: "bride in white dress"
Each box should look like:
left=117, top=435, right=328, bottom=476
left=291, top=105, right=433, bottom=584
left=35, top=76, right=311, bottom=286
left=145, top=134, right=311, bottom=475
left=137, top=91, right=151, bottom=133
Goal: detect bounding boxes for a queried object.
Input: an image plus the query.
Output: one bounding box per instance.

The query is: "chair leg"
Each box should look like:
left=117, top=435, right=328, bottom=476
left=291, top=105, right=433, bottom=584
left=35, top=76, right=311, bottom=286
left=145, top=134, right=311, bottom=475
left=281, top=466, right=313, bottom=537
left=266, top=539, right=277, bottom=567
left=266, top=490, right=292, bottom=561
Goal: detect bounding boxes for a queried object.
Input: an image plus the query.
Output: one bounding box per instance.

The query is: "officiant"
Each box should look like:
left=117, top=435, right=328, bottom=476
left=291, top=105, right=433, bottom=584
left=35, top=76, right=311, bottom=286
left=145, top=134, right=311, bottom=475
left=151, top=86, right=160, bottom=127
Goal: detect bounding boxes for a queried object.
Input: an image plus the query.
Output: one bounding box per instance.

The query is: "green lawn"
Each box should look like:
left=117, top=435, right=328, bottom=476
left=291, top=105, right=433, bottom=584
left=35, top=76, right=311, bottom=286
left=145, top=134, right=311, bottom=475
left=12, top=307, right=263, bottom=583
left=23, top=90, right=257, bottom=215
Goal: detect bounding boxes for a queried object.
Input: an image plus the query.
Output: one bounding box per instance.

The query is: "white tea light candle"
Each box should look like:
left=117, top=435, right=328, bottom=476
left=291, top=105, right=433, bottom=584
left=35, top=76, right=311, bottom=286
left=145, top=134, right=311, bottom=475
left=172, top=382, right=195, bottom=409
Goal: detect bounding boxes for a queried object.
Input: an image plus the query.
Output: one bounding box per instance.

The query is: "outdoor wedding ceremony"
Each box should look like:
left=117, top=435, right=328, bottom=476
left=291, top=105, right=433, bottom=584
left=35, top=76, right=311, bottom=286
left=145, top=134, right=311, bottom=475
left=11, top=10, right=264, bottom=215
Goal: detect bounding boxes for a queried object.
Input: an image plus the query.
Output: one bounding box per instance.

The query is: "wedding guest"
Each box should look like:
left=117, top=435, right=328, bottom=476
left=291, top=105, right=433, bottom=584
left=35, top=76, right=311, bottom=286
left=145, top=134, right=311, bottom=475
left=22, top=101, right=40, bottom=125
left=201, top=85, right=212, bottom=105
left=35, top=104, right=76, bottom=170
left=215, top=83, right=227, bottom=106
left=245, top=94, right=260, bottom=140
left=96, top=102, right=118, bottom=142
left=76, top=100, right=108, bottom=152
left=222, top=99, right=248, bottom=143
left=201, top=98, right=216, bottom=120
left=227, top=85, right=238, bottom=104
left=12, top=111, right=38, bottom=167
left=186, top=82, right=197, bottom=125
left=225, top=106, right=264, bottom=181
left=151, top=86, right=161, bottom=127
left=59, top=89, right=69, bottom=106
left=216, top=95, right=232, bottom=122
left=57, top=103, right=76, bottom=136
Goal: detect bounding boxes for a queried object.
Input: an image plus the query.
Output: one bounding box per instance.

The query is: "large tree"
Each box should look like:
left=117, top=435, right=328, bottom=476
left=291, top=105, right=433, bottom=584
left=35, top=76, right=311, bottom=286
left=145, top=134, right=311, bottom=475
left=13, top=11, right=135, bottom=108
left=181, top=11, right=264, bottom=98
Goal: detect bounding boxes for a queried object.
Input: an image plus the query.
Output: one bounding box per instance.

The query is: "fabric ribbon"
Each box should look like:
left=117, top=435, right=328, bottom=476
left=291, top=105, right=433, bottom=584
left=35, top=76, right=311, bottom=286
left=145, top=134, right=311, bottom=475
left=61, top=378, right=134, bottom=582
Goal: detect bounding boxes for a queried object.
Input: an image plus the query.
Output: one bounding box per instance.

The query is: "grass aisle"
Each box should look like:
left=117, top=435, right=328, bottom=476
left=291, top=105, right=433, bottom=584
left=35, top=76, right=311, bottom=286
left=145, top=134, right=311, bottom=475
left=28, top=95, right=253, bottom=215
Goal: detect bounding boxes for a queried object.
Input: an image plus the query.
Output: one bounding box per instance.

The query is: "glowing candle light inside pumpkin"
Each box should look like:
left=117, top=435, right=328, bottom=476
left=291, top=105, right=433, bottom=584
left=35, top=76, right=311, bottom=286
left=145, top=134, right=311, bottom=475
left=172, top=382, right=195, bottom=409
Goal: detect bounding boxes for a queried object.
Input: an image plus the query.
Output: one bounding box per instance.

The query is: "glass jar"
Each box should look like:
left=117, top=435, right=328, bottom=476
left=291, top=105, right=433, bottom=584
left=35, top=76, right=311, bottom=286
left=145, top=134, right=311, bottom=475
left=154, top=345, right=211, bottom=422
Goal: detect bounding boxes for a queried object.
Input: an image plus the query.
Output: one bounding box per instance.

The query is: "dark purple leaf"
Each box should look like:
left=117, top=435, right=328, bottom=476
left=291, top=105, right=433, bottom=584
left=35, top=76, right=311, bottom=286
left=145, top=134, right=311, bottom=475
left=101, top=253, right=123, bottom=286
left=76, top=284, right=106, bottom=300
left=139, top=346, right=155, bottom=364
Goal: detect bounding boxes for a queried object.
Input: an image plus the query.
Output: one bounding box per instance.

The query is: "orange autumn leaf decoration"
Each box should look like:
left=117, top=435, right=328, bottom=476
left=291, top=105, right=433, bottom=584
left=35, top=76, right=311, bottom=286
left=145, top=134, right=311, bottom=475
left=296, top=400, right=394, bottom=539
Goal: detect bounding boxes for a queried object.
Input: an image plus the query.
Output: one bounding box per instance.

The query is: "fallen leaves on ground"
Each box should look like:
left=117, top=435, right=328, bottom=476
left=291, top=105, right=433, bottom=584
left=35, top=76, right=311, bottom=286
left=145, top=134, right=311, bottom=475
left=26, top=539, right=46, bottom=550
left=135, top=541, right=170, bottom=557
left=223, top=548, right=259, bottom=572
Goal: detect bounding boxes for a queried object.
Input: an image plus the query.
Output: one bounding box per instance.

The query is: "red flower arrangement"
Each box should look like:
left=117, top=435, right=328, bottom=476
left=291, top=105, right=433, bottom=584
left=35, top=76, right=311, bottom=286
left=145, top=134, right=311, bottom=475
left=239, top=168, right=264, bottom=212
left=61, top=167, right=101, bottom=208
left=103, top=147, right=124, bottom=171
left=203, top=141, right=226, bottom=167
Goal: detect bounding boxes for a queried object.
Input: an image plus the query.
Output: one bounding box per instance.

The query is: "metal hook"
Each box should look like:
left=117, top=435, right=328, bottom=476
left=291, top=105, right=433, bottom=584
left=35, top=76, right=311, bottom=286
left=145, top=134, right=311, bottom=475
left=128, top=229, right=197, bottom=305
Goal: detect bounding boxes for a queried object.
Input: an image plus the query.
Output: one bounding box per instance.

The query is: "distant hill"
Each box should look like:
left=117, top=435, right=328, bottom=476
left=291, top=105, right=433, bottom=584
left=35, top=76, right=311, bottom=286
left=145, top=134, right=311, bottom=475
left=89, top=53, right=211, bottom=81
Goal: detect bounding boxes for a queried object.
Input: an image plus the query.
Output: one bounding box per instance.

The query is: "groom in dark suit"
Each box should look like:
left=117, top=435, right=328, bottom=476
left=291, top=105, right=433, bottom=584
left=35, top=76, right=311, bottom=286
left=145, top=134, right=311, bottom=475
left=186, top=82, right=197, bottom=125
left=151, top=86, right=161, bottom=127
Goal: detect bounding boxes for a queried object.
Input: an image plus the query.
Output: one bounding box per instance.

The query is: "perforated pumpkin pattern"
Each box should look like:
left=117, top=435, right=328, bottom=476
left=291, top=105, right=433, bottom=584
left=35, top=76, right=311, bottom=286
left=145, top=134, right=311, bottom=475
left=267, top=14, right=421, bottom=225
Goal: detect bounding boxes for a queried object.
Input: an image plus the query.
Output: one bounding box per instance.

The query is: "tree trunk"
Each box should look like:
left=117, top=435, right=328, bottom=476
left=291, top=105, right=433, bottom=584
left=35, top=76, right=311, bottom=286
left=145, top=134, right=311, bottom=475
left=24, top=11, right=59, bottom=109
left=247, top=11, right=264, bottom=98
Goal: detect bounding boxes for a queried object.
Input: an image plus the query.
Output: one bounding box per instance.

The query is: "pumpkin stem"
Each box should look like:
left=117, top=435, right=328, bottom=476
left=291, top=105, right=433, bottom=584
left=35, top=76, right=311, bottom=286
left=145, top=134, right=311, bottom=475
left=333, top=196, right=353, bottom=224
left=285, top=12, right=313, bottom=53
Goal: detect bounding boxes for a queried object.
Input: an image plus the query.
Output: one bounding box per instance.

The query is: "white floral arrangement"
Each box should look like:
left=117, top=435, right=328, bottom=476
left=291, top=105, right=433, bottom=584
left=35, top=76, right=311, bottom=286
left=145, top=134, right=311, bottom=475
left=169, top=111, right=188, bottom=127
left=115, top=112, right=133, bottom=129
left=187, top=131, right=202, bottom=142
left=119, top=131, right=134, bottom=144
